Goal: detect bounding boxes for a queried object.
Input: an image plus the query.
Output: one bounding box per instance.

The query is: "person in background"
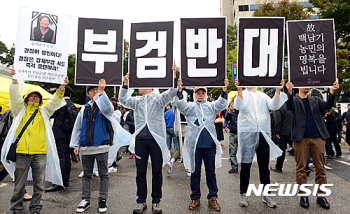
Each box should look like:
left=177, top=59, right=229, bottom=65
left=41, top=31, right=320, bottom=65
left=164, top=104, right=179, bottom=154
left=45, top=86, right=77, bottom=192
left=270, top=102, right=293, bottom=173
left=342, top=104, right=350, bottom=151
left=225, top=101, right=239, bottom=174
left=214, top=111, right=225, bottom=147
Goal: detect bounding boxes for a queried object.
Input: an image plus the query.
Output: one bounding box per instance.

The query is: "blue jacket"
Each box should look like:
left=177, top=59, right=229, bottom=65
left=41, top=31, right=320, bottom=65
left=164, top=107, right=175, bottom=128
left=225, top=109, right=239, bottom=134
left=80, top=102, right=111, bottom=147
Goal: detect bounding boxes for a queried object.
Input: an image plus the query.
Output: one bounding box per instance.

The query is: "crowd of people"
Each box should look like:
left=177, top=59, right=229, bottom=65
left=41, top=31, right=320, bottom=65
left=0, top=64, right=349, bottom=214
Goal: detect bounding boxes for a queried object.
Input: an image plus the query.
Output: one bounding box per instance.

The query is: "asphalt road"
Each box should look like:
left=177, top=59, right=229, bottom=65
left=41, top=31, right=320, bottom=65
left=1, top=132, right=350, bottom=214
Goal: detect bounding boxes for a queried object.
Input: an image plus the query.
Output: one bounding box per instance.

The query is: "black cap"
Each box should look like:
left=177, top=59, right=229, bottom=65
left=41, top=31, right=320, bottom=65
left=86, top=86, right=98, bottom=92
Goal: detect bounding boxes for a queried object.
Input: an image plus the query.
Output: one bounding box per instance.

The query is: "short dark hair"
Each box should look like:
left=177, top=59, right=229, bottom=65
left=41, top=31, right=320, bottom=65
left=86, top=86, right=98, bottom=93
left=64, top=86, right=73, bottom=97
left=40, top=16, right=51, bottom=23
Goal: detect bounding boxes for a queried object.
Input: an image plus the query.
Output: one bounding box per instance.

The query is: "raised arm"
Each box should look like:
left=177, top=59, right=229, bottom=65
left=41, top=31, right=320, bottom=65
left=118, top=74, right=139, bottom=109
left=286, top=82, right=294, bottom=110
left=94, top=79, right=114, bottom=116
left=319, top=81, right=338, bottom=111
left=266, top=80, right=287, bottom=110
left=43, top=76, right=68, bottom=116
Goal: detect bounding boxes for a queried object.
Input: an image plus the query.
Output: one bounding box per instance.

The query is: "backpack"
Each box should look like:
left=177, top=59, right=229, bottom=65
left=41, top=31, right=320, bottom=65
left=60, top=100, right=79, bottom=132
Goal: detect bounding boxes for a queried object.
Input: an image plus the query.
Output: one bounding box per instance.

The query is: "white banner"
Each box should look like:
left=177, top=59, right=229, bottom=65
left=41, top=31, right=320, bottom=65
left=13, top=6, right=71, bottom=84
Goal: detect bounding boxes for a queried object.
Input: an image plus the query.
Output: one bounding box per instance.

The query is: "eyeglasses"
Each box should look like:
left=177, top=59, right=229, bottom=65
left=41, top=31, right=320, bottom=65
left=88, top=88, right=98, bottom=93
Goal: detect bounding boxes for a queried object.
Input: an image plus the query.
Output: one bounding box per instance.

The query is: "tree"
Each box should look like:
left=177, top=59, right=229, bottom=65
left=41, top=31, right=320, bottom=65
left=309, top=0, right=350, bottom=50
left=0, top=40, right=14, bottom=67
left=253, top=0, right=311, bottom=20
left=336, top=49, right=350, bottom=102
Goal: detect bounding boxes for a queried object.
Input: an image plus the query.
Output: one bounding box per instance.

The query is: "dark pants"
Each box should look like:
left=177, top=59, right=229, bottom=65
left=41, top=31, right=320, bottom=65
left=11, top=154, right=47, bottom=212
left=329, top=131, right=342, bottom=156
left=190, top=147, right=218, bottom=200
left=81, top=152, right=109, bottom=201
left=56, top=138, right=71, bottom=187
left=240, top=134, right=270, bottom=194
left=275, top=135, right=292, bottom=170
left=135, top=138, right=163, bottom=203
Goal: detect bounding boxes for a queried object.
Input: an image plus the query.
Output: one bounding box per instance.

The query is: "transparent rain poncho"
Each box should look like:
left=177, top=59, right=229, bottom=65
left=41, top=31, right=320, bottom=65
left=70, top=93, right=131, bottom=167
left=175, top=89, right=229, bottom=173
left=1, top=82, right=66, bottom=185
left=119, top=87, right=178, bottom=166
left=234, top=88, right=287, bottom=163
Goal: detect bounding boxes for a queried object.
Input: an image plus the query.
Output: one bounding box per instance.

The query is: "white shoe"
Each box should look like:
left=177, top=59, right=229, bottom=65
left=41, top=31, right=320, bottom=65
left=78, top=171, right=84, bottom=178
left=93, top=170, right=99, bottom=177
left=76, top=199, right=90, bottom=212
left=187, top=171, right=191, bottom=177
left=108, top=166, right=117, bottom=173
left=166, top=162, right=173, bottom=174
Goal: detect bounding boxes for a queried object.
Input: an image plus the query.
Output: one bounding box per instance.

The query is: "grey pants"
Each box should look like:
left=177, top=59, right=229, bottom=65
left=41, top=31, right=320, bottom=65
left=82, top=152, right=109, bottom=201
left=11, top=154, right=47, bottom=212
left=229, top=133, right=238, bottom=170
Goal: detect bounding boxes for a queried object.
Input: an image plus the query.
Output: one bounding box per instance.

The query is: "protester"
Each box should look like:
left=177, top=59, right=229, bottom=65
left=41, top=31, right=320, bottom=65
left=270, top=102, right=293, bottom=173
left=234, top=79, right=286, bottom=208
left=70, top=80, right=114, bottom=213
left=225, top=101, right=239, bottom=174
left=119, top=66, right=179, bottom=214
left=1, top=67, right=67, bottom=213
left=164, top=104, right=179, bottom=153
left=286, top=81, right=339, bottom=209
left=176, top=78, right=229, bottom=211
left=334, top=108, right=343, bottom=146
left=45, top=86, right=77, bottom=192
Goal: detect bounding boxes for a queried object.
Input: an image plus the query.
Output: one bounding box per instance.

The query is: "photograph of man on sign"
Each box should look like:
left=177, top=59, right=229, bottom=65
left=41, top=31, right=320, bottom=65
left=30, top=13, right=57, bottom=44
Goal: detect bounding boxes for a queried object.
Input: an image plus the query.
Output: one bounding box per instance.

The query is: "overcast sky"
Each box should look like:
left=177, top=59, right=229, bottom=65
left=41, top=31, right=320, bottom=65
left=0, top=0, right=221, bottom=63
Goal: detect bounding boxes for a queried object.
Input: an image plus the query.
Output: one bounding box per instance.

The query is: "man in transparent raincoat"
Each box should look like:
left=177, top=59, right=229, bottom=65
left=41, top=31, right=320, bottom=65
left=1, top=67, right=68, bottom=213
left=176, top=79, right=229, bottom=211
left=119, top=69, right=179, bottom=214
left=234, top=79, right=287, bottom=208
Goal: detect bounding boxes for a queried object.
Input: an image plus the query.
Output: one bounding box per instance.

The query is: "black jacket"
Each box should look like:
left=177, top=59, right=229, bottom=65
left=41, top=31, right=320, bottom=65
left=275, top=103, right=293, bottom=136
left=225, top=109, right=239, bottom=134
left=51, top=98, right=76, bottom=140
left=342, top=110, right=350, bottom=130
left=286, top=92, right=335, bottom=142
left=325, top=109, right=337, bottom=133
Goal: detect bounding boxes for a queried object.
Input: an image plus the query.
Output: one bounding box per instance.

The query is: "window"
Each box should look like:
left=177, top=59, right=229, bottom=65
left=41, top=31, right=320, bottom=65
left=239, top=5, right=249, bottom=12
left=250, top=4, right=260, bottom=11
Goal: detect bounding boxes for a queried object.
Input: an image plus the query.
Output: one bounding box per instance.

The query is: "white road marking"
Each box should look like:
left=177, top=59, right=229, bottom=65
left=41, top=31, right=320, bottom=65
left=0, top=183, right=8, bottom=188
left=335, top=160, right=350, bottom=166
left=222, top=158, right=229, bottom=160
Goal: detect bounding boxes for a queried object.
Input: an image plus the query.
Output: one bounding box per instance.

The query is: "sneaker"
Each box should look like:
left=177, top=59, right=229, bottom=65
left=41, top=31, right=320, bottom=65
left=317, top=197, right=330, bottom=209
left=93, top=170, right=99, bottom=177
left=208, top=196, right=220, bottom=211
left=187, top=171, right=191, bottom=177
left=228, top=168, right=238, bottom=173
left=108, top=166, right=117, bottom=173
left=262, top=196, right=277, bottom=208
left=309, top=163, right=314, bottom=169
left=78, top=171, right=84, bottom=178
left=152, top=203, right=162, bottom=214
left=98, top=199, right=107, bottom=213
left=270, top=165, right=282, bottom=172
left=239, top=193, right=249, bottom=207
left=76, top=199, right=90, bottom=212
left=166, top=162, right=173, bottom=174
left=189, top=199, right=200, bottom=210
left=133, top=202, right=147, bottom=214
left=130, top=154, right=134, bottom=159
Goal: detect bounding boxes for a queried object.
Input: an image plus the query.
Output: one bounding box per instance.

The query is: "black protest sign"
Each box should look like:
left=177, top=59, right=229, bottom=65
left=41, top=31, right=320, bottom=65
left=129, top=22, right=174, bottom=88
left=76, top=18, right=123, bottom=86
left=287, top=19, right=336, bottom=87
left=180, top=17, right=226, bottom=87
left=237, top=17, right=285, bottom=87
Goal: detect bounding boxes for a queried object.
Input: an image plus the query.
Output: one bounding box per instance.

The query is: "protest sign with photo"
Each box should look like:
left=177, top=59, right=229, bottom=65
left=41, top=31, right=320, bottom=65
left=287, top=19, right=336, bottom=87
left=13, top=6, right=71, bottom=84
left=76, top=18, right=123, bottom=86
left=180, top=17, right=226, bottom=87
left=129, top=21, right=174, bottom=89
left=237, top=17, right=285, bottom=87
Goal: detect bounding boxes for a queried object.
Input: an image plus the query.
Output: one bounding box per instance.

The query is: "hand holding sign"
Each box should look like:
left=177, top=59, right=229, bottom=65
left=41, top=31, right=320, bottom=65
left=98, top=79, right=107, bottom=94
left=286, top=82, right=294, bottom=95
left=177, top=79, right=183, bottom=92
left=10, top=65, right=18, bottom=84
left=124, top=74, right=129, bottom=86
left=330, top=81, right=339, bottom=95
left=223, top=78, right=229, bottom=92
left=276, top=79, right=285, bottom=95
left=59, top=76, right=69, bottom=91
